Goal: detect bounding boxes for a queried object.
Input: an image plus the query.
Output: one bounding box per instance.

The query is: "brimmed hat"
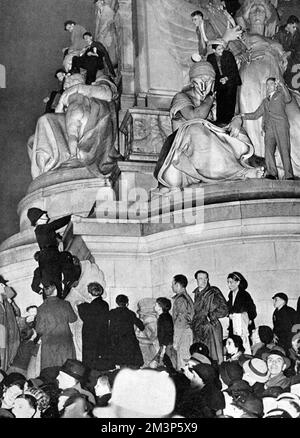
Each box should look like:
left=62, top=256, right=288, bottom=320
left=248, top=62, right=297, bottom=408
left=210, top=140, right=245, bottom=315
left=219, top=362, right=243, bottom=387
left=27, top=208, right=47, bottom=226
left=184, top=352, right=212, bottom=366
left=277, top=392, right=300, bottom=404
left=263, top=349, right=291, bottom=369
left=60, top=359, right=87, bottom=382
left=233, top=395, right=263, bottom=418
left=272, top=293, right=288, bottom=303
left=243, top=358, right=269, bottom=383
left=264, top=408, right=293, bottom=418
left=110, top=368, right=176, bottom=417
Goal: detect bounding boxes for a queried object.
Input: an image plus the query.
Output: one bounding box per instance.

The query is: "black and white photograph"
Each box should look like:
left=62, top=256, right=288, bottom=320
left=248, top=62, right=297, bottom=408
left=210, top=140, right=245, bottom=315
left=0, top=0, right=300, bottom=422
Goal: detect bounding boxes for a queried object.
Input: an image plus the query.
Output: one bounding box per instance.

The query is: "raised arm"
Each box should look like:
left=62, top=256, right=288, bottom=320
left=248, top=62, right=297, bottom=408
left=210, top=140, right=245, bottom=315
left=241, top=101, right=264, bottom=121
left=48, top=215, right=72, bottom=231
left=180, top=95, right=215, bottom=121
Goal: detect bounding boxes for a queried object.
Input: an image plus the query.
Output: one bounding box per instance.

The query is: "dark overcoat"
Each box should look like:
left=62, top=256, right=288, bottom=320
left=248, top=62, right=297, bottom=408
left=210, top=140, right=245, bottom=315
left=36, top=296, right=77, bottom=370
left=109, top=307, right=145, bottom=368
left=78, top=297, right=109, bottom=368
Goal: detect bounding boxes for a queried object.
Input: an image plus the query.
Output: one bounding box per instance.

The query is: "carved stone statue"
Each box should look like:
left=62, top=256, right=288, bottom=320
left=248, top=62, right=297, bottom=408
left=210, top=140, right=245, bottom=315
left=94, top=0, right=120, bottom=68
left=236, top=0, right=300, bottom=176
left=28, top=73, right=121, bottom=179
left=65, top=259, right=107, bottom=361
left=235, top=0, right=279, bottom=37
left=135, top=298, right=159, bottom=367
left=154, top=61, right=264, bottom=190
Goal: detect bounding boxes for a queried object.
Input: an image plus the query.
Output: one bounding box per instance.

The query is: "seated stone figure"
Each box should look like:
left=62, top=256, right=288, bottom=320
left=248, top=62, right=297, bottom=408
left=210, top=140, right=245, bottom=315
left=154, top=61, right=264, bottom=190
left=28, top=73, right=121, bottom=179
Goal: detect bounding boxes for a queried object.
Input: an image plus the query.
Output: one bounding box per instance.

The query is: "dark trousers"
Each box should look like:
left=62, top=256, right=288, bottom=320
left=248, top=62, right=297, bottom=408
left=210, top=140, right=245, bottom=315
left=216, top=84, right=238, bottom=124
left=72, top=56, right=99, bottom=85
left=38, top=248, right=63, bottom=298
left=265, top=122, right=294, bottom=179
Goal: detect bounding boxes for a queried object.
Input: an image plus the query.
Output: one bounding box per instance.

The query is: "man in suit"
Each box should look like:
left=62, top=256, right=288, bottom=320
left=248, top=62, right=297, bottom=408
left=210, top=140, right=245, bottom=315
left=191, top=10, right=212, bottom=58
left=239, top=78, right=294, bottom=180
left=71, top=32, right=115, bottom=85
left=207, top=40, right=241, bottom=124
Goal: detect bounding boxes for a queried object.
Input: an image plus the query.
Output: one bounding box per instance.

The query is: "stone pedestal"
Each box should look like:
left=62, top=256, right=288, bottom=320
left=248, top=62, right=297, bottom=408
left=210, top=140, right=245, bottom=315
left=1, top=180, right=300, bottom=329
left=17, top=168, right=110, bottom=231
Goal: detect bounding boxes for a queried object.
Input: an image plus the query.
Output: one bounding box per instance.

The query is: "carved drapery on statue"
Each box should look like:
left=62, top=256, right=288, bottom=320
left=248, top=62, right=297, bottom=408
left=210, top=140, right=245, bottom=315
left=235, top=0, right=279, bottom=38
left=28, top=74, right=121, bottom=179
left=135, top=298, right=159, bottom=367
left=156, top=119, right=258, bottom=187
left=94, top=0, right=120, bottom=68
left=155, top=60, right=264, bottom=189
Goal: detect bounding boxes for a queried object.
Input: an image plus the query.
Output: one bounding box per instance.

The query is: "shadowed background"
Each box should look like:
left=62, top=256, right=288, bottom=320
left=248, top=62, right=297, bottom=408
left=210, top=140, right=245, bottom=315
left=0, top=0, right=95, bottom=244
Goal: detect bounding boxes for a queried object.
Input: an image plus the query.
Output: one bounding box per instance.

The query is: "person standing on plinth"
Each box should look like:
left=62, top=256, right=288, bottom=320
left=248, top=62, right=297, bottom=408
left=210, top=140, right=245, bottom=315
left=171, top=275, right=194, bottom=370
left=238, top=78, right=294, bottom=180
left=191, top=270, right=228, bottom=365
left=27, top=208, right=71, bottom=298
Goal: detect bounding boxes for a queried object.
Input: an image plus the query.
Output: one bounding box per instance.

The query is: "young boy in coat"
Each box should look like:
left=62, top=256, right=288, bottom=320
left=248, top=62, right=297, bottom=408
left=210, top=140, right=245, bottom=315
left=152, top=297, right=177, bottom=369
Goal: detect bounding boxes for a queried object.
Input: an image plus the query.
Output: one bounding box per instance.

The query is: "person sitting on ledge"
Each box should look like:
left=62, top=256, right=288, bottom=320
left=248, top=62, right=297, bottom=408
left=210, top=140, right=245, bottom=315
left=63, top=20, right=88, bottom=72
left=27, top=208, right=71, bottom=298
left=71, top=32, right=115, bottom=85
left=43, top=69, right=66, bottom=114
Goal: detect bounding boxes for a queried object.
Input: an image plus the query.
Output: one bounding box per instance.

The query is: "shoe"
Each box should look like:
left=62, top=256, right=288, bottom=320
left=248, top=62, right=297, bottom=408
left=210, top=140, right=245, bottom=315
left=264, top=175, right=278, bottom=180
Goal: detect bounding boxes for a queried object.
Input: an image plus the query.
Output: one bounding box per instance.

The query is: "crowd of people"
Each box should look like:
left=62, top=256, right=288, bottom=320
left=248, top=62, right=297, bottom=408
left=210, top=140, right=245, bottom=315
left=1, top=268, right=300, bottom=419
left=1, top=0, right=300, bottom=420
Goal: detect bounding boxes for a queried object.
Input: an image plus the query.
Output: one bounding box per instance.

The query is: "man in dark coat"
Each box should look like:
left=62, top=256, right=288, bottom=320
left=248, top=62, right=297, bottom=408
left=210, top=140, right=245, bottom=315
left=77, top=282, right=109, bottom=370
left=109, top=295, right=145, bottom=368
left=27, top=208, right=72, bottom=298
left=273, top=15, right=300, bottom=90
left=71, top=32, right=115, bottom=85
left=272, top=293, right=297, bottom=352
left=207, top=40, right=242, bottom=124
left=35, top=284, right=77, bottom=371
left=191, top=270, right=228, bottom=365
